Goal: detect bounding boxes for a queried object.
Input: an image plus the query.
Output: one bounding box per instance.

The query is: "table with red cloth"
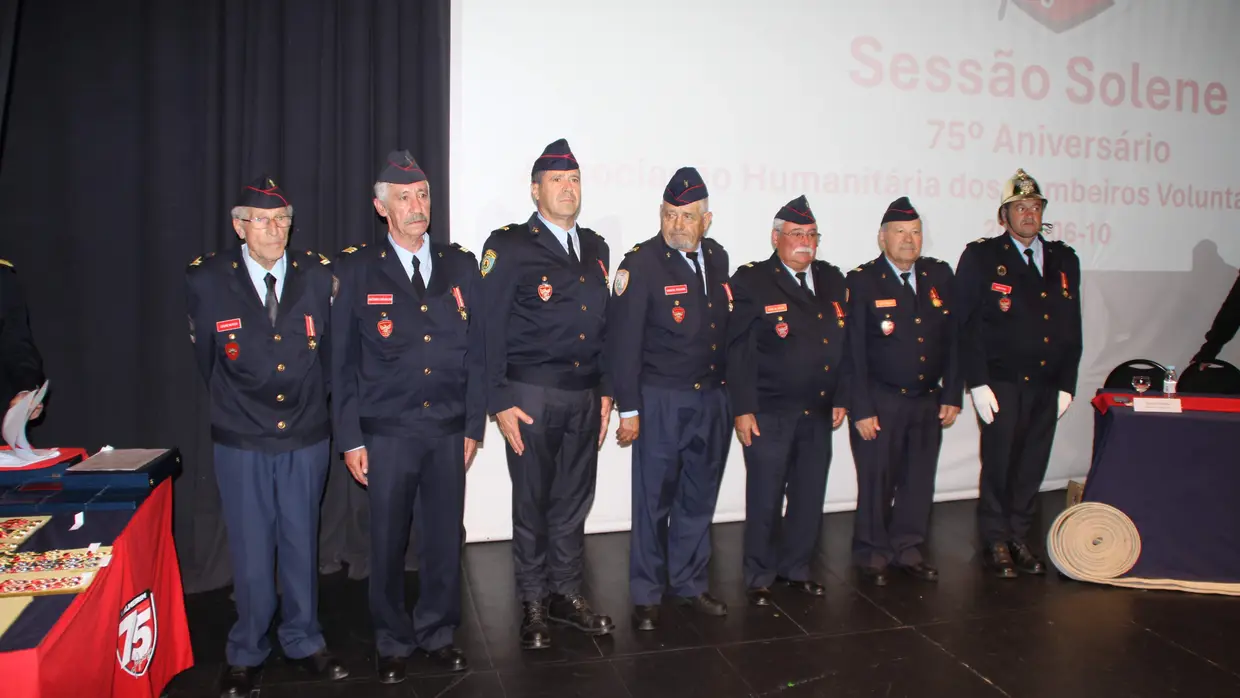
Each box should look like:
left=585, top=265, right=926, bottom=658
left=0, top=480, right=193, bottom=697
left=1079, top=391, right=1240, bottom=585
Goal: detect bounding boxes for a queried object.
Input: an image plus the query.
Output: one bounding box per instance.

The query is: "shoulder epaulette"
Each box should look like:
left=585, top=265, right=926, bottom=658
left=451, top=242, right=470, bottom=254
left=851, top=267, right=863, bottom=273
left=628, top=244, right=641, bottom=254
left=744, top=262, right=754, bottom=268
left=341, top=245, right=359, bottom=254
left=0, top=259, right=13, bottom=270
left=319, top=253, right=331, bottom=265
left=970, top=237, right=987, bottom=245
left=187, top=255, right=204, bottom=269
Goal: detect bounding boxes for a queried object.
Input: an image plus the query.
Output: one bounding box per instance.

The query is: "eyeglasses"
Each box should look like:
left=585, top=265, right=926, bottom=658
left=781, top=231, right=821, bottom=242
left=239, top=215, right=293, bottom=228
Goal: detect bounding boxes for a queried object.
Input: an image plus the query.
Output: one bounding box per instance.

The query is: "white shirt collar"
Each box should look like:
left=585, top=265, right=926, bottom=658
left=536, top=212, right=579, bottom=255
left=387, top=233, right=432, bottom=282
left=240, top=243, right=287, bottom=298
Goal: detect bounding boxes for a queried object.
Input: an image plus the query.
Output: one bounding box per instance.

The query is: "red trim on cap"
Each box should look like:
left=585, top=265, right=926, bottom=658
left=786, top=205, right=815, bottom=222
left=886, top=207, right=916, bottom=214
left=388, top=158, right=424, bottom=174
left=668, top=183, right=705, bottom=204
left=244, top=185, right=290, bottom=208
left=535, top=153, right=577, bottom=163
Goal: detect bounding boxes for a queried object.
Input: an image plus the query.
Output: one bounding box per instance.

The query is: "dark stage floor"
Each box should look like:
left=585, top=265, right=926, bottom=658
left=165, top=490, right=1240, bottom=697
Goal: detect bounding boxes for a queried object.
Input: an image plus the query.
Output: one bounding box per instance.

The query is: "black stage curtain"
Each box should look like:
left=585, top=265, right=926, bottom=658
left=0, top=0, right=451, bottom=593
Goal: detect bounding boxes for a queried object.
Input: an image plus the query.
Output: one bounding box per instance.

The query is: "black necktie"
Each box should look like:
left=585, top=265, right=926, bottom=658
left=264, top=273, right=278, bottom=327
left=687, top=251, right=706, bottom=297
left=567, top=234, right=579, bottom=264
left=1024, top=248, right=1040, bottom=277
left=412, top=256, right=426, bottom=297
left=900, top=271, right=917, bottom=308
left=796, top=271, right=814, bottom=297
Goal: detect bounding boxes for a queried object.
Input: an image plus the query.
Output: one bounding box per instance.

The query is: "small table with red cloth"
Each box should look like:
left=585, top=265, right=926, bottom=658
left=0, top=480, right=193, bottom=697
left=1084, top=391, right=1240, bottom=584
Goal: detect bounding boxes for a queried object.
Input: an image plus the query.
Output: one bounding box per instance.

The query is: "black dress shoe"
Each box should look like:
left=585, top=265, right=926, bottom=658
left=218, top=664, right=260, bottom=697
left=286, top=648, right=348, bottom=681
left=376, top=655, right=407, bottom=685
left=520, top=600, right=553, bottom=650
left=675, top=592, right=728, bottom=616
left=420, top=645, right=468, bottom=672
left=983, top=542, right=1018, bottom=579
left=549, top=593, right=615, bottom=635
left=1008, top=540, right=1047, bottom=575
left=632, top=604, right=660, bottom=631
left=858, top=566, right=890, bottom=586
left=747, top=587, right=773, bottom=606
left=776, top=576, right=826, bottom=596
left=895, top=562, right=939, bottom=583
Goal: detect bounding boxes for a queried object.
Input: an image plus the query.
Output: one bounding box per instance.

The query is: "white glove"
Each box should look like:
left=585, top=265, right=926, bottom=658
left=970, top=385, right=999, bottom=425
left=1057, top=390, right=1072, bottom=419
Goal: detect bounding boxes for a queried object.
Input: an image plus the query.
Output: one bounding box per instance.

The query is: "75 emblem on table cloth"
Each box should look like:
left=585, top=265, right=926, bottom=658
left=117, top=589, right=159, bottom=677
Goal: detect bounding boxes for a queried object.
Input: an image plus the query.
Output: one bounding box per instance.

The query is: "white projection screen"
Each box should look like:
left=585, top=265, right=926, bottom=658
left=449, top=0, right=1240, bottom=542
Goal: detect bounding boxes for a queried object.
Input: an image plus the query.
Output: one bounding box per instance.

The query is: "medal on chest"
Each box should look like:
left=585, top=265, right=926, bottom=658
left=305, top=314, right=317, bottom=350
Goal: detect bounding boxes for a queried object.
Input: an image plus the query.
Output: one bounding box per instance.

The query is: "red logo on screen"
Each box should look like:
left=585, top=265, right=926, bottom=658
left=1002, top=0, right=1114, bottom=33
left=117, top=590, right=158, bottom=677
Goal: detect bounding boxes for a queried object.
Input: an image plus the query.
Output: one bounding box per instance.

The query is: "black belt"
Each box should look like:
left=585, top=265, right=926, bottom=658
left=507, top=364, right=600, bottom=391
left=875, top=382, right=940, bottom=399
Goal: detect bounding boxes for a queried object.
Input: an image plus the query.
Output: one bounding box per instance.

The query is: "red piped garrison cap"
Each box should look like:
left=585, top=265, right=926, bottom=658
left=881, top=196, right=919, bottom=225
left=775, top=195, right=816, bottom=225
left=237, top=175, right=291, bottom=209
left=663, top=167, right=708, bottom=206
left=531, top=138, right=578, bottom=178
left=378, top=149, right=427, bottom=184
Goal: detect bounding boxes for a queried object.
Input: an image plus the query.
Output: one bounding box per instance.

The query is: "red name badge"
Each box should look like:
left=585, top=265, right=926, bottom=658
left=367, top=294, right=394, bottom=305
left=597, top=259, right=608, bottom=280
left=723, top=283, right=733, bottom=302
left=764, top=304, right=788, bottom=314
left=216, top=318, right=242, bottom=332
left=304, top=314, right=316, bottom=338
left=991, top=283, right=1012, bottom=294
left=665, top=285, right=688, bottom=296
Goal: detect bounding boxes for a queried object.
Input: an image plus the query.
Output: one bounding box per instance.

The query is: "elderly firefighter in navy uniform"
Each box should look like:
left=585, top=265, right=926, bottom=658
left=476, top=139, right=615, bottom=650
left=727, top=195, right=848, bottom=606
left=846, top=197, right=961, bottom=586
left=954, top=169, right=1082, bottom=578
left=609, top=167, right=731, bottom=630
left=331, top=150, right=482, bottom=682
left=186, top=176, right=347, bottom=697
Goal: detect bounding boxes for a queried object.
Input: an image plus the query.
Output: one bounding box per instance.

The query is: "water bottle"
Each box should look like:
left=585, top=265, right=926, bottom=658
left=1163, top=366, right=1178, bottom=396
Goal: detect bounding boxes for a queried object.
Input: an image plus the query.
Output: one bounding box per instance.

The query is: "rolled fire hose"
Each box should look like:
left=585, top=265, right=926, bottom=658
left=1048, top=502, right=1240, bottom=596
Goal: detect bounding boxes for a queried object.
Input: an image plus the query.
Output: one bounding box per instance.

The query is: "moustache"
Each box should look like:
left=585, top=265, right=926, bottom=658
left=404, top=214, right=428, bottom=224
left=793, top=247, right=815, bottom=255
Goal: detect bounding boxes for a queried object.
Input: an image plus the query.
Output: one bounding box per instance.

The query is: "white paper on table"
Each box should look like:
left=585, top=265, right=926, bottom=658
left=0, top=381, right=59, bottom=467
left=1132, top=397, right=1183, bottom=414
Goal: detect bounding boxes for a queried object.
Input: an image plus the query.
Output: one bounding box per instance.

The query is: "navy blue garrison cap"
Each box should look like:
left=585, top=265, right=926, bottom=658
left=378, top=149, right=427, bottom=185
left=775, top=195, right=815, bottom=225
left=237, top=174, right=291, bottom=209
left=531, top=138, right=578, bottom=178
left=663, top=167, right=708, bottom=206
left=881, top=196, right=919, bottom=224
